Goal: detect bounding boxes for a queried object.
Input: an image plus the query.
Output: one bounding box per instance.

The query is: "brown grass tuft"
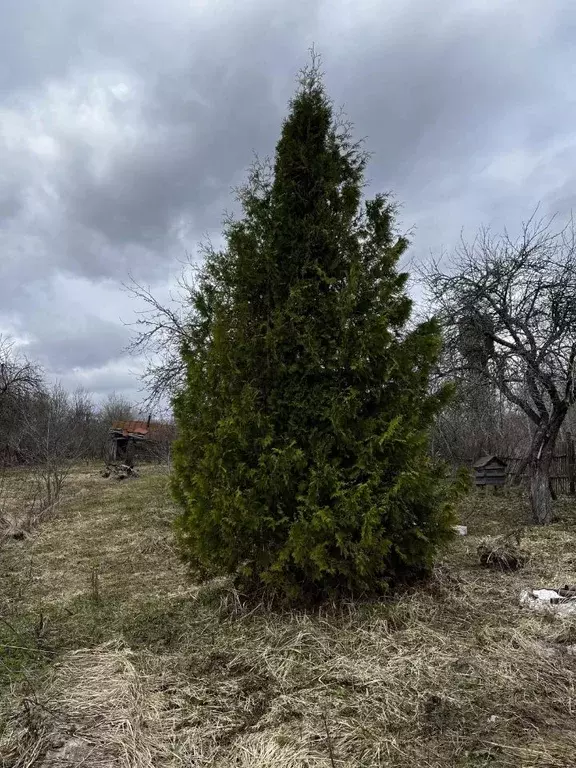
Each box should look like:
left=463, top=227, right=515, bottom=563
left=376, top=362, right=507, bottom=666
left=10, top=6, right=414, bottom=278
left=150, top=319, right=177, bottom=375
left=1, top=473, right=576, bottom=767
left=477, top=531, right=530, bottom=571
left=1, top=639, right=172, bottom=767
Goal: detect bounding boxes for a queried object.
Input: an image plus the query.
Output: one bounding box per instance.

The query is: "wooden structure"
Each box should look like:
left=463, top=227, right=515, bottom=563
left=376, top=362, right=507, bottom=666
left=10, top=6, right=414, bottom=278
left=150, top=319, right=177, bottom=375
left=473, top=455, right=507, bottom=488
left=505, top=438, right=576, bottom=496
left=109, top=418, right=175, bottom=465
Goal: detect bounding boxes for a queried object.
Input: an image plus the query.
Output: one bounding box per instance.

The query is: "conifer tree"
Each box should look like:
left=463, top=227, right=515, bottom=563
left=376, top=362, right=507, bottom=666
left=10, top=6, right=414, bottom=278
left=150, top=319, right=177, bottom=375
left=172, top=55, right=458, bottom=597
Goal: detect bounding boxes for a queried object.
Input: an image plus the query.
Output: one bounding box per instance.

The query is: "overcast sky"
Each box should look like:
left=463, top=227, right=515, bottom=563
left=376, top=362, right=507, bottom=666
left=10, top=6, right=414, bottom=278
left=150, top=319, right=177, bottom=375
left=1, top=0, right=575, bottom=406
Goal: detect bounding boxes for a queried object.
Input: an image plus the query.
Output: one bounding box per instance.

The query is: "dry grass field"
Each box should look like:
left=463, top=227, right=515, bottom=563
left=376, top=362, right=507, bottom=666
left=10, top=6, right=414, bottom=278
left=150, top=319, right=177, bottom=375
left=1, top=467, right=576, bottom=767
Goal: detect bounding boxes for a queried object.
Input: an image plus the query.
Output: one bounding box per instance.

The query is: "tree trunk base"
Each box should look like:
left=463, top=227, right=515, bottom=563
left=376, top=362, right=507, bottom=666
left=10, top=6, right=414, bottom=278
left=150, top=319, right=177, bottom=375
left=529, top=471, right=553, bottom=525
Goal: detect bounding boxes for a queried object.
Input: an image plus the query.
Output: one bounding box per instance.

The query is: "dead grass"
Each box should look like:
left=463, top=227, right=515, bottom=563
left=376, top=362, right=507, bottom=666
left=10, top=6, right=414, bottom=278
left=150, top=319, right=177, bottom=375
left=1, top=472, right=576, bottom=767
left=1, top=639, right=170, bottom=768
left=477, top=531, right=530, bottom=572
left=0, top=462, right=104, bottom=545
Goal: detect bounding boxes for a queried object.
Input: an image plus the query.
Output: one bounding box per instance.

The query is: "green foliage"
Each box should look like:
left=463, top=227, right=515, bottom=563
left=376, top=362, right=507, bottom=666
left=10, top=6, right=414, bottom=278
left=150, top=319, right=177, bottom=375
left=172, top=56, right=458, bottom=598
left=453, top=465, right=474, bottom=496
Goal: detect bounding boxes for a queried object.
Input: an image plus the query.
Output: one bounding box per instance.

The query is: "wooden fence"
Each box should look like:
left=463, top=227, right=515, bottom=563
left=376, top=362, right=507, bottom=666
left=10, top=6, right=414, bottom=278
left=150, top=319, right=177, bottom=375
left=504, top=440, right=576, bottom=496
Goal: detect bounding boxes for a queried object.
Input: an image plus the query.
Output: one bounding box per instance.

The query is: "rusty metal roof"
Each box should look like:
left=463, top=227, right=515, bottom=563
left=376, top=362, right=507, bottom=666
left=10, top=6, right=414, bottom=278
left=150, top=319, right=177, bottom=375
left=111, top=420, right=149, bottom=436
left=111, top=420, right=176, bottom=441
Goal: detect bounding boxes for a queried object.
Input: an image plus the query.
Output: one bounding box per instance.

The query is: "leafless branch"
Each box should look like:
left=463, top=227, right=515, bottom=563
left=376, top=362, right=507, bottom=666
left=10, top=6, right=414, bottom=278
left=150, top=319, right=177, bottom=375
left=422, top=209, right=576, bottom=522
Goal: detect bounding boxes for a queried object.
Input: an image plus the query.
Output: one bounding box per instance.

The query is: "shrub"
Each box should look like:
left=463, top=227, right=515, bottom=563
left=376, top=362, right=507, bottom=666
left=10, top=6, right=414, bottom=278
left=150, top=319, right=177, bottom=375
left=172, top=56, right=458, bottom=598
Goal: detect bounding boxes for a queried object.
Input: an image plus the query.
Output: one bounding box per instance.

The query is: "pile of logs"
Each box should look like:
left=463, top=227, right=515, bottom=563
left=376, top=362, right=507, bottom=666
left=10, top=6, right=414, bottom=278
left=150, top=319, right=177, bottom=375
left=101, top=463, right=139, bottom=481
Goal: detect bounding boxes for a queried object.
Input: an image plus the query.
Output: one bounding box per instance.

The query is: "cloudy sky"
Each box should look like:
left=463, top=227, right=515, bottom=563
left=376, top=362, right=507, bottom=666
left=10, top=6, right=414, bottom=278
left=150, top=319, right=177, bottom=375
left=1, top=0, right=575, bottom=406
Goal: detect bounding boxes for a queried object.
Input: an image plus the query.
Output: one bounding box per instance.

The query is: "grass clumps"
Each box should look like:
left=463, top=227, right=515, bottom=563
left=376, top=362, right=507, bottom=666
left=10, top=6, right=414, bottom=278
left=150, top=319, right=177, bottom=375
left=2, top=470, right=576, bottom=766
left=477, top=531, right=530, bottom=571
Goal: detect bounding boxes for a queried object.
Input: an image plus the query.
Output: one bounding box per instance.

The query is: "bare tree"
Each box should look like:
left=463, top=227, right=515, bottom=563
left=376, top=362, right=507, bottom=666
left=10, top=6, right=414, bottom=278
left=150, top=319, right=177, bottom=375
left=124, top=262, right=201, bottom=407
left=431, top=388, right=531, bottom=466
left=68, top=387, right=98, bottom=459
left=90, top=392, right=136, bottom=462
left=100, top=392, right=134, bottom=423
left=424, top=212, right=576, bottom=524
left=0, top=337, right=43, bottom=465
left=22, top=385, right=85, bottom=507
left=0, top=336, right=42, bottom=399
left=141, top=406, right=175, bottom=471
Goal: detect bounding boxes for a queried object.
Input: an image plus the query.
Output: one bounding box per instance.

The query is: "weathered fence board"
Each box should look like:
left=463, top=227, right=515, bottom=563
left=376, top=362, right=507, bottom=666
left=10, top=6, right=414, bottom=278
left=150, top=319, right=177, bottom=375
left=504, top=440, right=576, bottom=495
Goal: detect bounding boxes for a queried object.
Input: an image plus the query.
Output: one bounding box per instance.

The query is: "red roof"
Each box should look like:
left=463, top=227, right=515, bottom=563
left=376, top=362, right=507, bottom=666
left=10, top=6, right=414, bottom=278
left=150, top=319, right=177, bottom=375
left=111, top=420, right=176, bottom=441
left=112, top=420, right=148, bottom=436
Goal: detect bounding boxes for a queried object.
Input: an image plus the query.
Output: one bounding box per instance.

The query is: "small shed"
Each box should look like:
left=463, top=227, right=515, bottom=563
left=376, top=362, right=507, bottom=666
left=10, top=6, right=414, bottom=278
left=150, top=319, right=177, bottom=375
left=109, top=419, right=176, bottom=465
left=473, top=455, right=507, bottom=488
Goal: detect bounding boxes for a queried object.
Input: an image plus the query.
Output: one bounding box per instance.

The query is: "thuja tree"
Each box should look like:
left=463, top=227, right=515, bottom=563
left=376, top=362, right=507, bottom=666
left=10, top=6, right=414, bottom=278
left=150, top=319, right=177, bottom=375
left=172, top=58, right=458, bottom=597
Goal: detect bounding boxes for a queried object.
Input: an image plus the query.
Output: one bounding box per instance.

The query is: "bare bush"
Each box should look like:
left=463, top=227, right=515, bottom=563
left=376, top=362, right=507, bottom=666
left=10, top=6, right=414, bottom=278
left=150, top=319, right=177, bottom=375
left=22, top=385, right=87, bottom=510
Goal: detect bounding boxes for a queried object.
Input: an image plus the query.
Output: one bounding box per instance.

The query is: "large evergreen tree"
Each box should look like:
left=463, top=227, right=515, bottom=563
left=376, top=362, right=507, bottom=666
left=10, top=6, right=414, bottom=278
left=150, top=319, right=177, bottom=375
left=172, top=57, right=457, bottom=597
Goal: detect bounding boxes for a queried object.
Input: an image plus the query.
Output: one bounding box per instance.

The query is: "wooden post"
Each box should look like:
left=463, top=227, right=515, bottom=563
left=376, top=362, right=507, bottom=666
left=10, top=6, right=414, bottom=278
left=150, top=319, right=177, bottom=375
left=126, top=439, right=135, bottom=468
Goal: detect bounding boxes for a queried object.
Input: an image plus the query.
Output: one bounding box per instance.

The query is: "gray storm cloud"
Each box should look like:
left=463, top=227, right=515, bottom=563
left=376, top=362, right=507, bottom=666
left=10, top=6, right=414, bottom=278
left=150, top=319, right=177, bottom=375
left=1, top=0, right=575, bottom=400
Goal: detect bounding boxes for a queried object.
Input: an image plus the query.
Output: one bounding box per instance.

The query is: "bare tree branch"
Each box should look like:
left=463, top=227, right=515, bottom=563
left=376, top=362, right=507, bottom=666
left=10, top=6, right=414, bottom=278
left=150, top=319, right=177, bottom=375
left=422, top=209, right=576, bottom=523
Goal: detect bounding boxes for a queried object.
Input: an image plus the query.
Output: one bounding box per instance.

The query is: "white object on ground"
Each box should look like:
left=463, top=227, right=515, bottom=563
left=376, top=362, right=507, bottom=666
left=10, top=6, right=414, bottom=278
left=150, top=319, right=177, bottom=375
left=453, top=525, right=468, bottom=536
left=520, top=589, right=576, bottom=616
left=533, top=589, right=562, bottom=601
